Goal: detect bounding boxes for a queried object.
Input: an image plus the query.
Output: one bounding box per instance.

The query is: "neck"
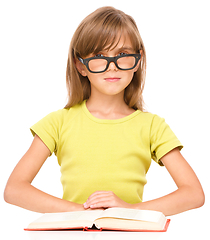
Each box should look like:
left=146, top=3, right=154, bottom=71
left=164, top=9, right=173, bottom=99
left=86, top=91, right=135, bottom=119
left=87, top=90, right=124, bottom=110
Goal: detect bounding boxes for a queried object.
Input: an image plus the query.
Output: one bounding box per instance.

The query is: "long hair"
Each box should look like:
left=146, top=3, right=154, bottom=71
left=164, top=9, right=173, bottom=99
left=65, top=6, right=146, bottom=111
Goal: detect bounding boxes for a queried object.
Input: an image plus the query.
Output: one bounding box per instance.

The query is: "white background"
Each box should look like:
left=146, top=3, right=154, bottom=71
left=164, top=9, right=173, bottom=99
left=0, top=0, right=209, bottom=239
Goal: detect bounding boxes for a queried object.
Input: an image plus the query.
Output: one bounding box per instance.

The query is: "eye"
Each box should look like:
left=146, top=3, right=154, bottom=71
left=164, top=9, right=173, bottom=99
left=94, top=53, right=104, bottom=57
left=118, top=52, right=128, bottom=56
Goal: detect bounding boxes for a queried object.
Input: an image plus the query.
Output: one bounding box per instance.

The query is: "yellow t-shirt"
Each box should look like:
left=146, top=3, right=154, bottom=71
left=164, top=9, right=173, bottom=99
left=30, top=100, right=183, bottom=204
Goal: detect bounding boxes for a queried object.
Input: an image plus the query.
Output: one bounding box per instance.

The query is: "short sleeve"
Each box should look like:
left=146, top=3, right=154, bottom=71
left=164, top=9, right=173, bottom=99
left=150, top=115, right=183, bottom=166
left=30, top=111, right=62, bottom=156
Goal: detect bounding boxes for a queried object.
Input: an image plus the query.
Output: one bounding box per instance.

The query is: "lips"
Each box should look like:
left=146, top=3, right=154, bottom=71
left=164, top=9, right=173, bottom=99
left=104, top=78, right=121, bottom=82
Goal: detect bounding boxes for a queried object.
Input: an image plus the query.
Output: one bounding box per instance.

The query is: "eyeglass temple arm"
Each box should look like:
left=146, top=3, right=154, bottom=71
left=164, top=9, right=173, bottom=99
left=78, top=57, right=84, bottom=64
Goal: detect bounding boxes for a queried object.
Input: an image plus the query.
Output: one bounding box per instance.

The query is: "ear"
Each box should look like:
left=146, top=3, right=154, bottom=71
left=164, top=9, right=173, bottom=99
left=134, top=49, right=143, bottom=72
left=75, top=58, right=88, bottom=77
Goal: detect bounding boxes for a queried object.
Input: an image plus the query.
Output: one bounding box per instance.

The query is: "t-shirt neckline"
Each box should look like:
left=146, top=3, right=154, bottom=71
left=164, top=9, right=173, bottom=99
left=81, top=100, right=141, bottom=124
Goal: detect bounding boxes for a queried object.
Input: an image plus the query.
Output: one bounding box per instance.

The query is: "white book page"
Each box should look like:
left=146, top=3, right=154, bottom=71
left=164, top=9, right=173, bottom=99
left=32, top=210, right=104, bottom=223
left=97, top=208, right=165, bottom=223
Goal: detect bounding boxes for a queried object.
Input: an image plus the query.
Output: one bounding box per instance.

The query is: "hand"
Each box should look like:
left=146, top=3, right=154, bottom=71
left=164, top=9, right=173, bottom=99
left=83, top=191, right=132, bottom=209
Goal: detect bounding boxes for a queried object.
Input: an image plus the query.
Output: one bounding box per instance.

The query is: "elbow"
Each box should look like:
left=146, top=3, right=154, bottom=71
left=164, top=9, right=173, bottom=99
left=4, top=182, right=18, bottom=205
left=180, top=185, right=205, bottom=212
left=192, top=187, right=205, bottom=209
left=4, top=184, right=13, bottom=204
left=196, top=190, right=205, bottom=208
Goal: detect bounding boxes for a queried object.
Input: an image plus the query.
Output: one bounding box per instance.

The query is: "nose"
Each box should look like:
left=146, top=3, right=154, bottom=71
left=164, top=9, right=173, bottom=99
left=107, top=61, right=118, bottom=71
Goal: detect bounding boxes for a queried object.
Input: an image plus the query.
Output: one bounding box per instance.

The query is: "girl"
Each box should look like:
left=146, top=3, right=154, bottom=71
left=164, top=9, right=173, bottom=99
left=4, top=6, right=204, bottom=216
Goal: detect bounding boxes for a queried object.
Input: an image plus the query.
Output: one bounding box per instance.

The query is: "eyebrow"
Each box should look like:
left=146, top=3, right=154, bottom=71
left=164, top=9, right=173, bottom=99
left=115, top=46, right=135, bottom=52
left=91, top=46, right=135, bottom=57
left=100, top=46, right=135, bottom=54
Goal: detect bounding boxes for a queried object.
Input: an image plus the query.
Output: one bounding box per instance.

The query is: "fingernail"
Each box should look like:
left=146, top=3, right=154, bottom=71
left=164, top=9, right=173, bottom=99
left=83, top=202, right=87, bottom=208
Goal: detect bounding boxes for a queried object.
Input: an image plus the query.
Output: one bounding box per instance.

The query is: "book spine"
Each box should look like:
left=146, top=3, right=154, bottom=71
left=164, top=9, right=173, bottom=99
left=83, top=227, right=103, bottom=232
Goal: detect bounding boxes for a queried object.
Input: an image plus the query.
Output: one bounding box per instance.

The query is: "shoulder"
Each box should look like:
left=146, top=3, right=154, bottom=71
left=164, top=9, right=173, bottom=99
left=44, top=103, right=83, bottom=121
left=31, top=103, right=83, bottom=133
left=139, top=112, right=173, bottom=134
left=39, top=109, right=68, bottom=126
left=135, top=111, right=164, bottom=126
left=135, top=112, right=172, bottom=139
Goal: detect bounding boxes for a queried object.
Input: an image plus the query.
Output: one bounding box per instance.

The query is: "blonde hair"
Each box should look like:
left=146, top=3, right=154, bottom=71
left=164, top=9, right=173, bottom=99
left=65, top=6, right=146, bottom=111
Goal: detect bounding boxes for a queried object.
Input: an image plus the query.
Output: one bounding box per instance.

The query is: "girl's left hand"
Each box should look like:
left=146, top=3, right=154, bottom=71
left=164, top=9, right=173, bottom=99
left=83, top=191, right=132, bottom=209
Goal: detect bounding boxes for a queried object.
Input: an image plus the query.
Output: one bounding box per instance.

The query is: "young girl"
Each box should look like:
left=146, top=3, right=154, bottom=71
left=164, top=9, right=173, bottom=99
left=4, top=6, right=204, bottom=216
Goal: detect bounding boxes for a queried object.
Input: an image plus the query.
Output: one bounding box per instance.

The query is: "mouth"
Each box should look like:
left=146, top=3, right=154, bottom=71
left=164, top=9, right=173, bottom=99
left=104, top=78, right=121, bottom=82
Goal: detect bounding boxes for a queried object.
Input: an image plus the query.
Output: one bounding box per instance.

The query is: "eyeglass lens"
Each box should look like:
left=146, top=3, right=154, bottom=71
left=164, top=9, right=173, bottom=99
left=88, top=56, right=136, bottom=72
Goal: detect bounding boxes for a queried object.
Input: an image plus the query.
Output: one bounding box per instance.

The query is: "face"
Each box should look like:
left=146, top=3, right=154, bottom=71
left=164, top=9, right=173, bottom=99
left=76, top=35, right=141, bottom=98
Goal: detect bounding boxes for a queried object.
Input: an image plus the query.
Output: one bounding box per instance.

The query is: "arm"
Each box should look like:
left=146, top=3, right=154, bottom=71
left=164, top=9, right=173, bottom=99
left=83, top=148, right=205, bottom=216
left=133, top=148, right=205, bottom=215
left=4, top=135, right=85, bottom=213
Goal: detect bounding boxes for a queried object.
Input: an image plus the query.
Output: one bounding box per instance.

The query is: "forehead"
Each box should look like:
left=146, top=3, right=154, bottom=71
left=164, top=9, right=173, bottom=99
left=76, top=20, right=140, bottom=58
left=105, top=34, right=134, bottom=51
left=93, top=33, right=136, bottom=55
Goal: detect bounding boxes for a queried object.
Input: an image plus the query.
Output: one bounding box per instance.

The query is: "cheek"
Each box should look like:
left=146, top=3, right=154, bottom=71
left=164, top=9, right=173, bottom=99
left=125, top=71, right=135, bottom=83
left=134, top=60, right=141, bottom=72
left=86, top=72, right=104, bottom=83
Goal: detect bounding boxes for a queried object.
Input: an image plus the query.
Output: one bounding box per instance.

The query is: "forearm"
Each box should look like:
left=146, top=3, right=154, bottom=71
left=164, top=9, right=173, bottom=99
left=4, top=181, right=84, bottom=213
left=133, top=186, right=204, bottom=216
left=83, top=150, right=204, bottom=214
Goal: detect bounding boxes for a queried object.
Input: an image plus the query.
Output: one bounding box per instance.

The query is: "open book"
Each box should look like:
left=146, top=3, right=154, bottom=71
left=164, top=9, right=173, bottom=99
left=25, top=208, right=170, bottom=232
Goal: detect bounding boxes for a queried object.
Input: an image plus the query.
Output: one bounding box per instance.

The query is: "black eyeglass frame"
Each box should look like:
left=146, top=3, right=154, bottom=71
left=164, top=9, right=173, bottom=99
left=78, top=53, right=141, bottom=73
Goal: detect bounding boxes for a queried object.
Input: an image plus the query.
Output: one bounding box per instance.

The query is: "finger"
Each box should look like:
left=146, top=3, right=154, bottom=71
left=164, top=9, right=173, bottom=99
left=88, top=191, right=111, bottom=199
left=84, top=192, right=104, bottom=209
left=86, top=193, right=112, bottom=205
left=84, top=197, right=106, bottom=208
left=84, top=195, right=112, bottom=209
left=86, top=192, right=110, bottom=202
left=89, top=200, right=112, bottom=209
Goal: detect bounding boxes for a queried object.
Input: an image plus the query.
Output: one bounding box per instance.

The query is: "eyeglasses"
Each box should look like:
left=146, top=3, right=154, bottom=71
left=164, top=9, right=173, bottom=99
left=78, top=53, right=141, bottom=73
